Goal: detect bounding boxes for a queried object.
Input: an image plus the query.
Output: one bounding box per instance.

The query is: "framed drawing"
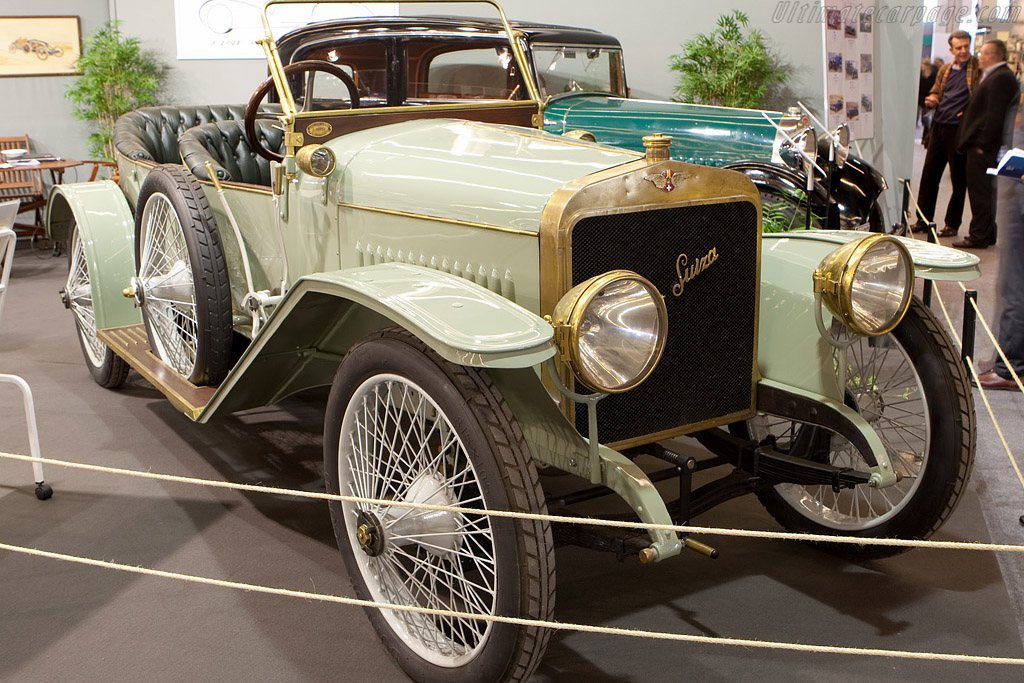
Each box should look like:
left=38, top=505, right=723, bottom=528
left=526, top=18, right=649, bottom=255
left=0, top=16, right=82, bottom=77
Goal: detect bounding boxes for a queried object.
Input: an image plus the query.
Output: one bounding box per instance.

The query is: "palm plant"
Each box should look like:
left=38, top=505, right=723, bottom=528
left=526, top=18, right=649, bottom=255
left=66, top=22, right=164, bottom=160
left=670, top=11, right=789, bottom=109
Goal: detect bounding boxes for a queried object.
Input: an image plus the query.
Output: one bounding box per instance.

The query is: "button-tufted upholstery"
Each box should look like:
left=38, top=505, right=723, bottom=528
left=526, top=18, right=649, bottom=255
left=178, top=119, right=283, bottom=186
left=113, top=105, right=249, bottom=165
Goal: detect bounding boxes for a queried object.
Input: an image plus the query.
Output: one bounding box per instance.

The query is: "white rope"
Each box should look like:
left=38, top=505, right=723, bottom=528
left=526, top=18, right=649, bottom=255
left=2, top=450, right=1022, bottom=553
left=900, top=196, right=1024, bottom=495
left=1, top=539, right=1023, bottom=667
left=967, top=296, right=1024, bottom=395
left=965, top=357, right=1024, bottom=491
left=918, top=258, right=1024, bottom=494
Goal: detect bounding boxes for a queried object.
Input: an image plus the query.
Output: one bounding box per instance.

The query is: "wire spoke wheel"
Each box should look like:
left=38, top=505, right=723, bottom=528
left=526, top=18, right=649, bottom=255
left=324, top=329, right=553, bottom=683
left=343, top=375, right=496, bottom=664
left=133, top=165, right=232, bottom=385
left=750, top=331, right=929, bottom=528
left=138, top=192, right=199, bottom=377
left=745, top=298, right=974, bottom=558
left=65, top=224, right=128, bottom=388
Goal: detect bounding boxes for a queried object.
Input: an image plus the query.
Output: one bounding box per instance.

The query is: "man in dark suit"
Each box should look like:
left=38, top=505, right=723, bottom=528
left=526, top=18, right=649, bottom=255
left=954, top=39, right=1021, bottom=249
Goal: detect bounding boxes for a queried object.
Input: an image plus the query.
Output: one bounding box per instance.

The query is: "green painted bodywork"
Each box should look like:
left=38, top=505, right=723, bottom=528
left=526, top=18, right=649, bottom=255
left=46, top=181, right=142, bottom=331
left=53, top=115, right=978, bottom=559
left=199, top=263, right=555, bottom=421
left=543, top=94, right=780, bottom=166
left=332, top=118, right=639, bottom=232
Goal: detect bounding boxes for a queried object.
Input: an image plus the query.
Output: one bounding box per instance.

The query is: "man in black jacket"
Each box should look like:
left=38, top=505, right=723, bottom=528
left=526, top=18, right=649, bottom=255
left=954, top=39, right=1021, bottom=249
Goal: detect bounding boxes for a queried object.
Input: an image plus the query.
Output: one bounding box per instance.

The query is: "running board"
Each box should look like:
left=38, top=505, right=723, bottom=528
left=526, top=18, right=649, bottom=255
left=98, top=324, right=217, bottom=421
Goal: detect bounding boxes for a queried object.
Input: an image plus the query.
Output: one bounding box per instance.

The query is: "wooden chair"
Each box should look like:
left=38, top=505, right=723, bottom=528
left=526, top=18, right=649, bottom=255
left=0, top=135, right=47, bottom=238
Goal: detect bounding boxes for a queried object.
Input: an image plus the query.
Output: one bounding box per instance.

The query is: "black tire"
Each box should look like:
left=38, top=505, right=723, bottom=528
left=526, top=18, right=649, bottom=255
left=743, top=298, right=975, bottom=559
left=65, top=223, right=130, bottom=389
left=134, top=165, right=232, bottom=385
left=324, top=328, right=554, bottom=683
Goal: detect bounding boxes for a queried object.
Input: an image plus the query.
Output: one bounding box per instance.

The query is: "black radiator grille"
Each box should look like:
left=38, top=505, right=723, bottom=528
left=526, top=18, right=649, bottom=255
left=571, top=201, right=759, bottom=445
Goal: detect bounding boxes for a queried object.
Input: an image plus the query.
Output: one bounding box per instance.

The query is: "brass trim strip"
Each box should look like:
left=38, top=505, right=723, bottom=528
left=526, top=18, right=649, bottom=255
left=293, top=99, right=541, bottom=120
left=98, top=325, right=217, bottom=421
left=196, top=177, right=274, bottom=196
left=338, top=202, right=537, bottom=236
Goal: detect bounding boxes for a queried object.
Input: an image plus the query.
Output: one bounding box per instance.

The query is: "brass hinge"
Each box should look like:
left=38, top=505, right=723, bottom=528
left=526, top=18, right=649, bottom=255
left=284, top=131, right=304, bottom=149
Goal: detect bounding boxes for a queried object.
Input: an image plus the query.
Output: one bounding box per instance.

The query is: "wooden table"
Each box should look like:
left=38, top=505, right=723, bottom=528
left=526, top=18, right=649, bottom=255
left=32, top=158, right=84, bottom=184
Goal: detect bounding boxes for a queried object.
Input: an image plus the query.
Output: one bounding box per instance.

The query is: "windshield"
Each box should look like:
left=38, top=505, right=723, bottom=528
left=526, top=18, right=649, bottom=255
left=532, top=45, right=626, bottom=98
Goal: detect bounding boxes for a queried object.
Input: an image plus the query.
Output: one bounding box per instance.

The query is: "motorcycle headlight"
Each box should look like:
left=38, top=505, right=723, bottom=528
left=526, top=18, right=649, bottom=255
left=551, top=270, right=667, bottom=393
left=813, top=234, right=913, bottom=336
left=295, top=144, right=336, bottom=177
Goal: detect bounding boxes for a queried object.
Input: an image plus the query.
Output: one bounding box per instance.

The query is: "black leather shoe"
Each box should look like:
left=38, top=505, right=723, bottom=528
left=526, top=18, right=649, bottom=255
left=975, top=371, right=1020, bottom=390
left=938, top=226, right=957, bottom=237
left=952, top=237, right=989, bottom=249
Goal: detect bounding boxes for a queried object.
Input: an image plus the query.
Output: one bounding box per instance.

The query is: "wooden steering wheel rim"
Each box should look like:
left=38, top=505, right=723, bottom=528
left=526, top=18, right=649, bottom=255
left=244, top=60, right=360, bottom=163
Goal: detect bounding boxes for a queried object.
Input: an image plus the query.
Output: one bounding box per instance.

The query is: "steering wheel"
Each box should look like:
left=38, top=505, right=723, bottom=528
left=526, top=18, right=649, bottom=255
left=245, top=60, right=360, bottom=163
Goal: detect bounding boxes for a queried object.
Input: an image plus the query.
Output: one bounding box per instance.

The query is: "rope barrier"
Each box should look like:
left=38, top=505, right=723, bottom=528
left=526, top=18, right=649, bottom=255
left=965, top=358, right=1024, bottom=491
left=1, top=539, right=1023, bottom=667
left=901, top=181, right=1024, bottom=504
left=2, top=180, right=1021, bottom=668
left=967, top=296, right=1024, bottom=395
left=1, top=449, right=1022, bottom=553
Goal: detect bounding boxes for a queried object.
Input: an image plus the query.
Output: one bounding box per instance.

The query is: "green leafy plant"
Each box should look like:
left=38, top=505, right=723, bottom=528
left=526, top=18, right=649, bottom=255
left=761, top=191, right=824, bottom=233
left=669, top=11, right=789, bottom=108
left=66, top=22, right=165, bottom=160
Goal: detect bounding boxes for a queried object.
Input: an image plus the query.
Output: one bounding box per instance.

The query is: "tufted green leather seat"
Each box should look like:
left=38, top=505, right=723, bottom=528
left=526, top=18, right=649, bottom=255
left=178, top=119, right=284, bottom=186
left=113, top=105, right=249, bottom=164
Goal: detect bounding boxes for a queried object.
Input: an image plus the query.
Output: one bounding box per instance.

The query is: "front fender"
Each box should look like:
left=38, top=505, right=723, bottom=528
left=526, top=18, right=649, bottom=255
left=779, top=230, right=981, bottom=281
left=757, top=231, right=979, bottom=400
left=46, top=181, right=141, bottom=331
left=200, top=263, right=555, bottom=420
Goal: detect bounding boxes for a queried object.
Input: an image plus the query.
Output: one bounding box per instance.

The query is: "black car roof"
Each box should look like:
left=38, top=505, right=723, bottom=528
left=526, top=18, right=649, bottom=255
left=276, top=15, right=621, bottom=61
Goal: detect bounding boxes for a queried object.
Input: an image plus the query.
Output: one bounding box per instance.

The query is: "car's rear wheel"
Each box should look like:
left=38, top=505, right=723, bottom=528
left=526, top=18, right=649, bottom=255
left=134, top=165, right=232, bottom=385
left=324, top=328, right=554, bottom=683
left=65, top=223, right=130, bottom=388
left=743, top=298, right=975, bottom=558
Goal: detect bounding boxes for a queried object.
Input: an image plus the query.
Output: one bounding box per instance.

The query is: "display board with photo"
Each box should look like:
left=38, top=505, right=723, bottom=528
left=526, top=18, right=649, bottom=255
left=824, top=0, right=874, bottom=138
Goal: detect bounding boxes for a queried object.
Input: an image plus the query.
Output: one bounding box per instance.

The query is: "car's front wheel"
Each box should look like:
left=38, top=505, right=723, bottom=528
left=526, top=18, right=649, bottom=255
left=745, top=298, right=975, bottom=558
left=324, top=329, right=554, bottom=683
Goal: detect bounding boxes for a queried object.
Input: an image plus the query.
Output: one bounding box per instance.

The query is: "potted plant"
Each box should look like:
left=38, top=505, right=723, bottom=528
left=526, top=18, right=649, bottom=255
left=66, top=22, right=165, bottom=161
left=670, top=11, right=789, bottom=109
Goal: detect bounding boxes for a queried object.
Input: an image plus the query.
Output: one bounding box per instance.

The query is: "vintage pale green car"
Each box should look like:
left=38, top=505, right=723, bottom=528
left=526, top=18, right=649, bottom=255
left=47, top=2, right=979, bottom=681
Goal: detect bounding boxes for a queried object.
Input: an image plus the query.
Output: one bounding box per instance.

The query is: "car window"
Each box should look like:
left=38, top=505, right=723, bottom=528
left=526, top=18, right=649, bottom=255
left=406, top=41, right=525, bottom=101
left=532, top=45, right=626, bottom=98
left=293, top=40, right=389, bottom=105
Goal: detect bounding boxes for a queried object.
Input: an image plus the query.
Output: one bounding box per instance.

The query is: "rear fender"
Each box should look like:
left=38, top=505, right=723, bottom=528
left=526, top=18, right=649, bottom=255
left=200, top=263, right=555, bottom=420
left=46, top=181, right=141, bottom=331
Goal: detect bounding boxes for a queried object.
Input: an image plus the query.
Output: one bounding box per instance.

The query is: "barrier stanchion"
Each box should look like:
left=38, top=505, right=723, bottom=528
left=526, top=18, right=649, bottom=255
left=962, top=290, right=978, bottom=372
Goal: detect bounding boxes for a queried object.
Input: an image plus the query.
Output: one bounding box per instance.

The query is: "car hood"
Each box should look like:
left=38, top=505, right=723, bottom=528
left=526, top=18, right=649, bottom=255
left=542, top=94, right=781, bottom=166
left=329, top=118, right=641, bottom=233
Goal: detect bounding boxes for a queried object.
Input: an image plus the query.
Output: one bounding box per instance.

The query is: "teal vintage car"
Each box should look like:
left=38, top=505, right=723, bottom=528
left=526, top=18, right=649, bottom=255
left=47, top=2, right=978, bottom=681
left=273, top=9, right=887, bottom=232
